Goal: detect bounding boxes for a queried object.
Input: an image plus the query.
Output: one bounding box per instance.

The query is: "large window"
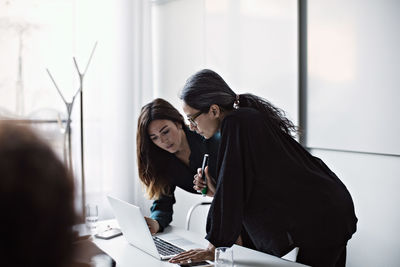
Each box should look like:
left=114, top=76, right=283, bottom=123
left=1, top=0, right=154, bottom=220
left=0, top=0, right=88, bottom=216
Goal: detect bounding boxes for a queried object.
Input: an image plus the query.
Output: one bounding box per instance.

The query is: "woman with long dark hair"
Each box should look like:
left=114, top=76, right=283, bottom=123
left=137, top=98, right=219, bottom=233
left=170, top=69, right=357, bottom=267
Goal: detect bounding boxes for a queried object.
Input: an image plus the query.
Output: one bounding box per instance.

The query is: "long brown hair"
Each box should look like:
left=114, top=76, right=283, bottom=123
left=137, top=98, right=186, bottom=199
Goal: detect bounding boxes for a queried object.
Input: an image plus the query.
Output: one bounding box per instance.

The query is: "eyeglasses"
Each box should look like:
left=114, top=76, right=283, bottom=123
left=187, top=111, right=203, bottom=127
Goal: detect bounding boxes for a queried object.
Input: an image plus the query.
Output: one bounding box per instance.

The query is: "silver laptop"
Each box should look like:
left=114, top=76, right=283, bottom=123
left=107, top=195, right=199, bottom=260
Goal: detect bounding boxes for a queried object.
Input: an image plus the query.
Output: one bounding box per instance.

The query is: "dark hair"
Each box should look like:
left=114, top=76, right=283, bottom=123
left=136, top=98, right=186, bottom=199
left=0, top=122, right=76, bottom=267
left=180, top=69, right=297, bottom=136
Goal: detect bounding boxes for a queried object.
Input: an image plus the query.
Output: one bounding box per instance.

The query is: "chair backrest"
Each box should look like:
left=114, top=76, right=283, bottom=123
left=172, top=188, right=212, bottom=234
left=281, top=247, right=299, bottom=262
left=185, top=202, right=212, bottom=234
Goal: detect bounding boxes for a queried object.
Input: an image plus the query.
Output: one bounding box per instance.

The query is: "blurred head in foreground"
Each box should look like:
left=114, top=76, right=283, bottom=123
left=0, top=122, right=76, bottom=267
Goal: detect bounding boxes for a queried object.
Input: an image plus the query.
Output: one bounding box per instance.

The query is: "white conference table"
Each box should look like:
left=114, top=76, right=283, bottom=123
left=77, top=219, right=309, bottom=267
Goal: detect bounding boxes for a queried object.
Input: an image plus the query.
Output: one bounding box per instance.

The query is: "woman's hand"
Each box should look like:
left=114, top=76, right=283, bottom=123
left=193, top=166, right=216, bottom=197
left=169, top=243, right=215, bottom=264
left=144, top=216, right=160, bottom=235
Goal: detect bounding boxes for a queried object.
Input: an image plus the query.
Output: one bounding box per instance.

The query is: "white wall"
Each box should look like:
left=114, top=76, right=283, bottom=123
left=204, top=0, right=298, bottom=124
left=307, top=1, right=400, bottom=266
left=307, top=0, right=400, bottom=155
left=152, top=0, right=205, bottom=110
left=311, top=149, right=400, bottom=267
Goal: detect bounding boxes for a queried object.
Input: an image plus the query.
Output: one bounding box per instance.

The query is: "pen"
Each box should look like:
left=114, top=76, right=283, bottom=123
left=201, top=154, right=209, bottom=196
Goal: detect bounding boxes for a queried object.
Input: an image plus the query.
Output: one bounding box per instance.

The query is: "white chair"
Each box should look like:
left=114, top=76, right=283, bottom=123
left=185, top=201, right=212, bottom=231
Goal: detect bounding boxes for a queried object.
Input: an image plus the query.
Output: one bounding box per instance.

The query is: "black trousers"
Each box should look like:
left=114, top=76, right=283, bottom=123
left=296, top=244, right=347, bottom=267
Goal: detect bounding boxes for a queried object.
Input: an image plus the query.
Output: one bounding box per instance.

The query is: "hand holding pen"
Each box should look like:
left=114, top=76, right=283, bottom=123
left=193, top=166, right=216, bottom=197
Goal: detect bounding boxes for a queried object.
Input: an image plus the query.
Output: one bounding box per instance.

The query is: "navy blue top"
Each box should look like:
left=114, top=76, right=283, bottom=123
left=205, top=108, right=357, bottom=256
left=150, top=127, right=220, bottom=231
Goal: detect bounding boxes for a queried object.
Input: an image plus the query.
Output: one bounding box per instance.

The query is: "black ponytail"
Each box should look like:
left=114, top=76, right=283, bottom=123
left=239, top=93, right=297, bottom=136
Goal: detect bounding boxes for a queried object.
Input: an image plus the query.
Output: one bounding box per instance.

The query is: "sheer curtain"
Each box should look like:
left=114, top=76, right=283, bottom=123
left=77, top=0, right=155, bottom=219
left=0, top=0, right=155, bottom=220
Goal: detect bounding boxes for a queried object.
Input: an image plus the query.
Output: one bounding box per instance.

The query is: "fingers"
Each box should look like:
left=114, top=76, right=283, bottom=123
left=144, top=216, right=159, bottom=235
left=193, top=174, right=206, bottom=185
left=144, top=216, right=151, bottom=226
left=193, top=169, right=207, bottom=192
left=193, top=166, right=216, bottom=196
left=169, top=249, right=208, bottom=264
left=169, top=250, right=196, bottom=263
left=149, top=227, right=155, bottom=235
left=193, top=183, right=206, bottom=192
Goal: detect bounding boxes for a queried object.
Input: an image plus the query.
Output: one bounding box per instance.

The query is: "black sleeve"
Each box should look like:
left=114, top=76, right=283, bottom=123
left=205, top=119, right=252, bottom=247
left=205, top=133, right=221, bottom=180
left=150, top=185, right=176, bottom=231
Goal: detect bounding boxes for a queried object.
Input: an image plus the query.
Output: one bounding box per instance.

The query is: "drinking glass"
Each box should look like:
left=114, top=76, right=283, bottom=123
left=86, top=204, right=98, bottom=233
left=215, top=247, right=234, bottom=267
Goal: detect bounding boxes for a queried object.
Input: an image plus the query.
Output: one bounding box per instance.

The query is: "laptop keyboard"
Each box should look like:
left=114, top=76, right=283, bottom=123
left=153, top=236, right=185, bottom=256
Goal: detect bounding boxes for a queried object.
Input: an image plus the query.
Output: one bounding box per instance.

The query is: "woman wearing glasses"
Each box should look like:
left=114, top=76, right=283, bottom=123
left=170, top=69, right=357, bottom=267
left=137, top=98, right=220, bottom=234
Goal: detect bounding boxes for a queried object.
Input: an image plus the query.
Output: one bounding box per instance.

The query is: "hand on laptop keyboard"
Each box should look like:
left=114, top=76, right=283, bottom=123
left=169, top=248, right=214, bottom=264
